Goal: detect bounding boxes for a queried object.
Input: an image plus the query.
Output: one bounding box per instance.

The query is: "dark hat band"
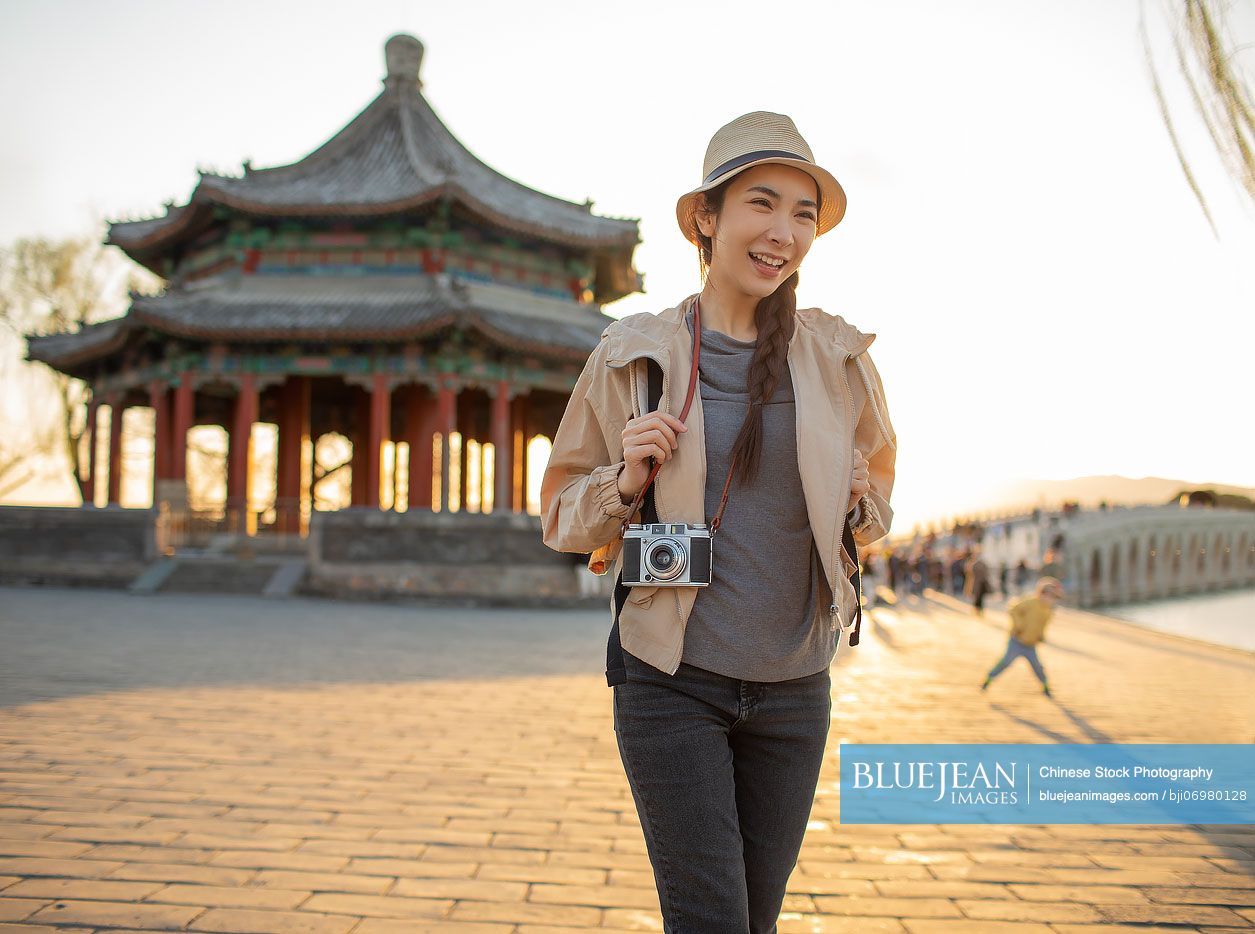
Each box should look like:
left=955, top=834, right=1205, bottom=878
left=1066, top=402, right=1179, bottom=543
left=703, top=149, right=808, bottom=186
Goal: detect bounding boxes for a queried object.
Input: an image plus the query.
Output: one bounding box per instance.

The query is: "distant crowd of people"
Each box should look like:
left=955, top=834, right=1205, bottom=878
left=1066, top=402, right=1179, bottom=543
left=862, top=545, right=1066, bottom=613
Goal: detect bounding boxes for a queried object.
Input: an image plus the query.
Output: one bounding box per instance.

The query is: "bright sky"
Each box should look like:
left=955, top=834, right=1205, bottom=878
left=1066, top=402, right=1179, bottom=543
left=1, top=0, right=1252, bottom=533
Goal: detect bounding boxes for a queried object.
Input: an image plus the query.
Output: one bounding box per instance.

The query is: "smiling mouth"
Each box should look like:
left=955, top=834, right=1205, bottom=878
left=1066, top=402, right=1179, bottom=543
left=748, top=251, right=786, bottom=273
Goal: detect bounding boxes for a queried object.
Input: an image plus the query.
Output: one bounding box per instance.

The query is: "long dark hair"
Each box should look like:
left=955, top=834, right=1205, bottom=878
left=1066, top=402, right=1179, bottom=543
left=694, top=177, right=819, bottom=487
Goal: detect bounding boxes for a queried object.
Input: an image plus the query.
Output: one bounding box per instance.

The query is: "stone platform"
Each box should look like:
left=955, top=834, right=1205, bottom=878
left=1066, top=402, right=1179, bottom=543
left=0, top=584, right=1251, bottom=932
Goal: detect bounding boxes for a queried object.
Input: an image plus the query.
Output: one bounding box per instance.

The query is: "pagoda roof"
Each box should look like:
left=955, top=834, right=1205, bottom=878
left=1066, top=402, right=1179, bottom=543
left=26, top=274, right=617, bottom=375
left=106, top=35, right=639, bottom=258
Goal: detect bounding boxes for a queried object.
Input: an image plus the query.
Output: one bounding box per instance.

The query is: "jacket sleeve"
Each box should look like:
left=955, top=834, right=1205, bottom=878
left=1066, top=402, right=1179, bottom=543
left=849, top=349, right=897, bottom=549
left=1007, top=600, right=1025, bottom=640
left=539, top=334, right=636, bottom=555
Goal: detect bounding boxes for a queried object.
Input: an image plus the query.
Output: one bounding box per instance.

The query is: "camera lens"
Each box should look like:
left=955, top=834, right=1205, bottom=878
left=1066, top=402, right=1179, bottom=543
left=644, top=538, right=687, bottom=581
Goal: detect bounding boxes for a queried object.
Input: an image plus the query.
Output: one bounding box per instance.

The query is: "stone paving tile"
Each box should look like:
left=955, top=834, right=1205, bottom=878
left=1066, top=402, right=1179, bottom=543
left=776, top=916, right=905, bottom=933
left=389, top=877, right=529, bottom=903
left=144, top=881, right=312, bottom=910
left=0, top=584, right=1252, bottom=933
left=0, top=877, right=165, bottom=901
left=248, top=868, right=394, bottom=894
left=0, top=856, right=126, bottom=878
left=26, top=897, right=204, bottom=928
left=106, top=861, right=256, bottom=886
left=0, top=898, right=48, bottom=923
left=902, top=923, right=1055, bottom=934
left=355, top=922, right=514, bottom=933
left=447, top=898, right=602, bottom=925
left=299, top=891, right=453, bottom=919
left=1054, top=927, right=1239, bottom=934
left=1094, top=903, right=1253, bottom=926
left=344, top=857, right=478, bottom=879
left=957, top=898, right=1104, bottom=922
left=1005, top=882, right=1151, bottom=903
left=813, top=894, right=962, bottom=917
left=188, top=906, right=359, bottom=932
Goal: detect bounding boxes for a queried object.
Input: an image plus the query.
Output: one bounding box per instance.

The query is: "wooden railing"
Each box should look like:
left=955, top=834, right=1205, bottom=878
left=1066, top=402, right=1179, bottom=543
left=155, top=500, right=307, bottom=555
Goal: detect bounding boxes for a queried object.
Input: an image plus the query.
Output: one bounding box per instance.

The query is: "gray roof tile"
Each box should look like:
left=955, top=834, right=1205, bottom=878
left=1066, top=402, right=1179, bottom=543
left=26, top=275, right=614, bottom=371
left=109, top=70, right=638, bottom=252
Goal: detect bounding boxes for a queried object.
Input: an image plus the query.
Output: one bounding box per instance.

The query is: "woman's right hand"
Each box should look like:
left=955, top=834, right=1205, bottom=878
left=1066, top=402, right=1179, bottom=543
left=618, top=410, right=689, bottom=504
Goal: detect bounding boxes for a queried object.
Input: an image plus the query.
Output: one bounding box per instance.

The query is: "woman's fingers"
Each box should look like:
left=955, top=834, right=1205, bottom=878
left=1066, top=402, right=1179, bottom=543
left=851, top=448, right=870, bottom=497
left=661, top=412, right=689, bottom=433
left=624, top=418, right=679, bottom=452
left=649, top=415, right=681, bottom=448
left=639, top=413, right=686, bottom=444
left=625, top=442, right=671, bottom=468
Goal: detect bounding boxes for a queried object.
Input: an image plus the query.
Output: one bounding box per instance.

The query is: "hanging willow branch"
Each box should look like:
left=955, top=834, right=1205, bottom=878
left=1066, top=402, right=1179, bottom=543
left=1140, top=0, right=1255, bottom=237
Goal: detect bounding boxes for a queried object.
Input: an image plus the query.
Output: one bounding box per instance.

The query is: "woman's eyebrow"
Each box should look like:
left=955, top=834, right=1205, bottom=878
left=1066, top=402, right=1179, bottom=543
left=746, top=184, right=818, bottom=209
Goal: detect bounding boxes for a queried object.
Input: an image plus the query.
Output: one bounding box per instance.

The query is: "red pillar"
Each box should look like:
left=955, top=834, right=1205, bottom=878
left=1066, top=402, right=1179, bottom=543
left=276, top=376, right=309, bottom=532
left=404, top=385, right=435, bottom=510
left=491, top=380, right=512, bottom=514
left=107, top=397, right=124, bottom=505
left=437, top=379, right=456, bottom=512
left=83, top=398, right=99, bottom=507
left=228, top=373, right=258, bottom=518
left=511, top=394, right=529, bottom=514
left=171, top=374, right=194, bottom=484
left=368, top=373, right=390, bottom=510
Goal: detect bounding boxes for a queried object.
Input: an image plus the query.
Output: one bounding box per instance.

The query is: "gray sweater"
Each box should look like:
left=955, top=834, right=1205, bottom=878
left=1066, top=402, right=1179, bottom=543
left=679, top=306, right=837, bottom=682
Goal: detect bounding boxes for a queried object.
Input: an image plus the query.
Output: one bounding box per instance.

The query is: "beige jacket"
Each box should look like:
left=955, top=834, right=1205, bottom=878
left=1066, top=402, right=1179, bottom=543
left=540, top=293, right=897, bottom=675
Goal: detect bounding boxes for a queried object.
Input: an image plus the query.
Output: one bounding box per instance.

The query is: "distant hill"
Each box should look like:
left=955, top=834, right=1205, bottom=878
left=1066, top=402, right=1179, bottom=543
left=982, top=475, right=1255, bottom=516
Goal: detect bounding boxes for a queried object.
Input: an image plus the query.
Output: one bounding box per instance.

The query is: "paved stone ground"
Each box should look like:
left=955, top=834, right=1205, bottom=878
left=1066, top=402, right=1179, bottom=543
left=0, top=583, right=1252, bottom=933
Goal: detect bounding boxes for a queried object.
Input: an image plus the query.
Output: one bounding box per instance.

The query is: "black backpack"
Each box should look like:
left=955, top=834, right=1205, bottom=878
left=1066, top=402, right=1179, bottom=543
left=604, top=358, right=862, bottom=687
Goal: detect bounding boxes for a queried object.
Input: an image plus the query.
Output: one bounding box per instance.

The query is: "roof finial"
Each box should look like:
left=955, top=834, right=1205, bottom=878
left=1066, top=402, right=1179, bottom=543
left=385, top=34, right=424, bottom=89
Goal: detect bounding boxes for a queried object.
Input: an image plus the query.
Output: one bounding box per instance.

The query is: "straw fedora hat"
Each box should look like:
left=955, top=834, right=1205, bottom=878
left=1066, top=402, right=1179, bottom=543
left=676, top=111, right=847, bottom=246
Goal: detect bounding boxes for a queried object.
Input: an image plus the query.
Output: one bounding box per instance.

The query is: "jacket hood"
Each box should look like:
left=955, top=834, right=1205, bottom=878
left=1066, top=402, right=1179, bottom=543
left=605, top=292, right=876, bottom=362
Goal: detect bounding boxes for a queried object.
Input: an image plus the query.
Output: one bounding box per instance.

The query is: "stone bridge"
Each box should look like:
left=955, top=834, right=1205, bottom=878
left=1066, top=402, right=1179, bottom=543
left=1058, top=506, right=1254, bottom=607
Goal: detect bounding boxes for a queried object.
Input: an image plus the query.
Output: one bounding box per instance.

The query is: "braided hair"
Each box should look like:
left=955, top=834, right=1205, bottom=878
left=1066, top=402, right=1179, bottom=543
left=694, top=177, right=818, bottom=487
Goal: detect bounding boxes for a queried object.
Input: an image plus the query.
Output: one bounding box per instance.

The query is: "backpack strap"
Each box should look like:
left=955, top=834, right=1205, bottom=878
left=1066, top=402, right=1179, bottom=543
left=842, top=516, right=864, bottom=646
left=606, top=358, right=664, bottom=687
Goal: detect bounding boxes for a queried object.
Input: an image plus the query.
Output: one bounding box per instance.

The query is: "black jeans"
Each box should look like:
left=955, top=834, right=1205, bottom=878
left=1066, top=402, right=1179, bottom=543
left=613, top=649, right=832, bottom=933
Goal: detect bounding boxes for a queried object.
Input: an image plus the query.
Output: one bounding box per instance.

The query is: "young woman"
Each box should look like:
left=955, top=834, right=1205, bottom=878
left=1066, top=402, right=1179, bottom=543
left=540, top=111, right=897, bottom=932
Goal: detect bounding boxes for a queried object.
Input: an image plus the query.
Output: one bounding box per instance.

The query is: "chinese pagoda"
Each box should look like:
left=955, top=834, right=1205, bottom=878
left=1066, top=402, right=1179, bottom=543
left=27, top=33, right=642, bottom=543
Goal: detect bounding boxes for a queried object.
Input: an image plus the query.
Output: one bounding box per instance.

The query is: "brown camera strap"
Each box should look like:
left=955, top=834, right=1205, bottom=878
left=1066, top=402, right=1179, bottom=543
left=619, top=295, right=739, bottom=538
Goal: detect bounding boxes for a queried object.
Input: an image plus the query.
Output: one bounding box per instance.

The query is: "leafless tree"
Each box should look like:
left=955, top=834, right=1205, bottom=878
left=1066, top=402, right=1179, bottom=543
left=0, top=224, right=161, bottom=502
left=1142, top=0, right=1254, bottom=235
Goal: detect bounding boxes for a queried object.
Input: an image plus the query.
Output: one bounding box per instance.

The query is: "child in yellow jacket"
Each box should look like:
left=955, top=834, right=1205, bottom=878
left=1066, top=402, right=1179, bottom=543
left=980, top=577, right=1065, bottom=696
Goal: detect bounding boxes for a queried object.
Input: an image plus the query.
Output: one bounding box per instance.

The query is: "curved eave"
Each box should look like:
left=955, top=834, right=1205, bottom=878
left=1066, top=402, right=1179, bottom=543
left=110, top=182, right=637, bottom=251
left=26, top=302, right=605, bottom=377
left=25, top=318, right=134, bottom=374
left=125, top=306, right=599, bottom=362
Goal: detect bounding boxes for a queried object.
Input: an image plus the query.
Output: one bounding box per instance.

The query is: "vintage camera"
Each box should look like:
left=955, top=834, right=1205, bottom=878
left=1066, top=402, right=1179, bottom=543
left=621, top=522, right=712, bottom=587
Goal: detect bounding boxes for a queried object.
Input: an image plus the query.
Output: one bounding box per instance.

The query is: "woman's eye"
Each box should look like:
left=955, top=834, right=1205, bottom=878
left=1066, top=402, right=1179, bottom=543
left=751, top=197, right=814, bottom=221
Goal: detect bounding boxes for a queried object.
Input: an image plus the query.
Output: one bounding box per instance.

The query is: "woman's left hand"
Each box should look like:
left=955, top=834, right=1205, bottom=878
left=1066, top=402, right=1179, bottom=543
left=850, top=448, right=870, bottom=501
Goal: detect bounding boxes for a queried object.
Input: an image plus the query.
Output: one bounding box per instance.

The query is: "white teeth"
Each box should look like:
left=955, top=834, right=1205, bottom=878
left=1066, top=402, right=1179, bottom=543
left=750, top=252, right=784, bottom=267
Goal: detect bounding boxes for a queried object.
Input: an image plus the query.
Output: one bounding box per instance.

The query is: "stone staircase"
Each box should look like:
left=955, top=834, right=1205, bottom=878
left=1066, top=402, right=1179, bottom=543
left=130, top=535, right=307, bottom=598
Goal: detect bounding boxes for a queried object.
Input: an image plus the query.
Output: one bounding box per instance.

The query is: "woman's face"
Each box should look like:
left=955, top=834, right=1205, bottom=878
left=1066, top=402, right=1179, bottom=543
left=696, top=162, right=820, bottom=301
